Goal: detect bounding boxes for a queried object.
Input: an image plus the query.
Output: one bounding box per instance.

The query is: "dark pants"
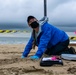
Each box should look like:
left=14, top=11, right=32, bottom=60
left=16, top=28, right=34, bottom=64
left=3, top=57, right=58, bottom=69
left=45, top=39, right=70, bottom=55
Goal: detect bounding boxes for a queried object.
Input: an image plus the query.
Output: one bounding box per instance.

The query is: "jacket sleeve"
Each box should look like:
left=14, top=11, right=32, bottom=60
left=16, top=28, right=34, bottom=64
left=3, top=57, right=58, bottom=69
left=35, top=26, right=52, bottom=58
left=22, top=36, right=34, bottom=57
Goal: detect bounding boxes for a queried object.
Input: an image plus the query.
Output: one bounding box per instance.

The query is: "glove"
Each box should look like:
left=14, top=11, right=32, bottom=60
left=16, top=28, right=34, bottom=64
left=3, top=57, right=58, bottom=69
left=30, top=55, right=39, bottom=60
left=21, top=55, right=26, bottom=59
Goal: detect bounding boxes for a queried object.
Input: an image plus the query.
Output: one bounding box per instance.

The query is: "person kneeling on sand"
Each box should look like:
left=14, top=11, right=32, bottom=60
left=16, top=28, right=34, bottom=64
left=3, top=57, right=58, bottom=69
left=21, top=16, right=75, bottom=60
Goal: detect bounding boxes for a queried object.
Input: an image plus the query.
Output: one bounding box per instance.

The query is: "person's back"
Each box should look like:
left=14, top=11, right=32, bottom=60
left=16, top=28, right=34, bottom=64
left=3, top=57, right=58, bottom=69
left=41, top=22, right=69, bottom=48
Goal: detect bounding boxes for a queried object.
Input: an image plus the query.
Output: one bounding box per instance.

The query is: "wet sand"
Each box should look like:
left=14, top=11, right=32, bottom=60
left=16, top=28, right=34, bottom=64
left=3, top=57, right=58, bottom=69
left=0, top=44, right=76, bottom=75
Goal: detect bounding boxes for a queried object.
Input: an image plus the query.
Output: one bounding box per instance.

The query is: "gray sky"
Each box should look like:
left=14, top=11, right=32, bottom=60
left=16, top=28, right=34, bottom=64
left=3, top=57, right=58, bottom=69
left=0, top=0, right=76, bottom=25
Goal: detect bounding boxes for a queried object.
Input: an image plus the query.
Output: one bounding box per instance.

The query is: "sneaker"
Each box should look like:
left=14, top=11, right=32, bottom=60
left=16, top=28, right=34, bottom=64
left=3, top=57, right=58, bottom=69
left=69, top=47, right=76, bottom=54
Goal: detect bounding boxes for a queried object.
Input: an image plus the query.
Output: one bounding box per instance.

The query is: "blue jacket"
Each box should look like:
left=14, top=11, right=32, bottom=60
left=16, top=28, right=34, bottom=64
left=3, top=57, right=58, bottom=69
left=23, top=22, right=69, bottom=58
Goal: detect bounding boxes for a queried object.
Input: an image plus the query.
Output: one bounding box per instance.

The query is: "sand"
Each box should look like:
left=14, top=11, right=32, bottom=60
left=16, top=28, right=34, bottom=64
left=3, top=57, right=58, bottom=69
left=0, top=44, right=76, bottom=75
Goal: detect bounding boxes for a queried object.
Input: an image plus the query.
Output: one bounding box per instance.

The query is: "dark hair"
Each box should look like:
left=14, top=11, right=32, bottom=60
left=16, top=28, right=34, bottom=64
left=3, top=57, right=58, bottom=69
left=27, top=16, right=35, bottom=23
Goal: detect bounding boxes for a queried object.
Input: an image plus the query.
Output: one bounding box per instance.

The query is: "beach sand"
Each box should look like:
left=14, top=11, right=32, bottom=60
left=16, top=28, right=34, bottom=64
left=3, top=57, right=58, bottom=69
left=0, top=44, right=76, bottom=75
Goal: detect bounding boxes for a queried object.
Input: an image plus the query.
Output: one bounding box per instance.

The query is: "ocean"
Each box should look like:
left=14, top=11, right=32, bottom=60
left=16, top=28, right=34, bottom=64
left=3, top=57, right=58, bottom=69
left=0, top=33, right=31, bottom=44
left=0, top=23, right=76, bottom=44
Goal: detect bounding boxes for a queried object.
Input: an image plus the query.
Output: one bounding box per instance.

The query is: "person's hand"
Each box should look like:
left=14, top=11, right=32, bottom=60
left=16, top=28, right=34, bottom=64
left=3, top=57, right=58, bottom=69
left=21, top=55, right=26, bottom=59
left=30, top=55, right=39, bottom=60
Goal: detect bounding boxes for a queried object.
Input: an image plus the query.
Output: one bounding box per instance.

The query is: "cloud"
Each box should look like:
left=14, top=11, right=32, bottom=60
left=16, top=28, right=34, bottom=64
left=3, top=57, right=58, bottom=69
left=0, top=0, right=27, bottom=23
left=0, top=0, right=76, bottom=26
left=0, top=0, right=43, bottom=23
left=48, top=0, right=76, bottom=25
left=47, top=0, right=71, bottom=12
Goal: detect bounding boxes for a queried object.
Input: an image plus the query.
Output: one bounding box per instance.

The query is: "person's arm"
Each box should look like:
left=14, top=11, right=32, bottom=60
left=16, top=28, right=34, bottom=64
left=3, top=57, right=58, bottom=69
left=22, top=36, right=34, bottom=57
left=35, top=26, right=52, bottom=58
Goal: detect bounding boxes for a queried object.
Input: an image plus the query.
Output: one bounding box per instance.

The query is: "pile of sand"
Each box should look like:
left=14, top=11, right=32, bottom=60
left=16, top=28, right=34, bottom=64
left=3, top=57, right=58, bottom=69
left=0, top=44, right=76, bottom=75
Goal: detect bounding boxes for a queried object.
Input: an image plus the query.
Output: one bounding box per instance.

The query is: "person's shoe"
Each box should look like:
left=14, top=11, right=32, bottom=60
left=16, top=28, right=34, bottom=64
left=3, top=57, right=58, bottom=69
left=69, top=47, right=76, bottom=54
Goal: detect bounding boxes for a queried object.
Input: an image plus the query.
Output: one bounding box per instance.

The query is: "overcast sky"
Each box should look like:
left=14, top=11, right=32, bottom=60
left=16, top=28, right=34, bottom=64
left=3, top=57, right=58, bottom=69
left=0, top=0, right=76, bottom=25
